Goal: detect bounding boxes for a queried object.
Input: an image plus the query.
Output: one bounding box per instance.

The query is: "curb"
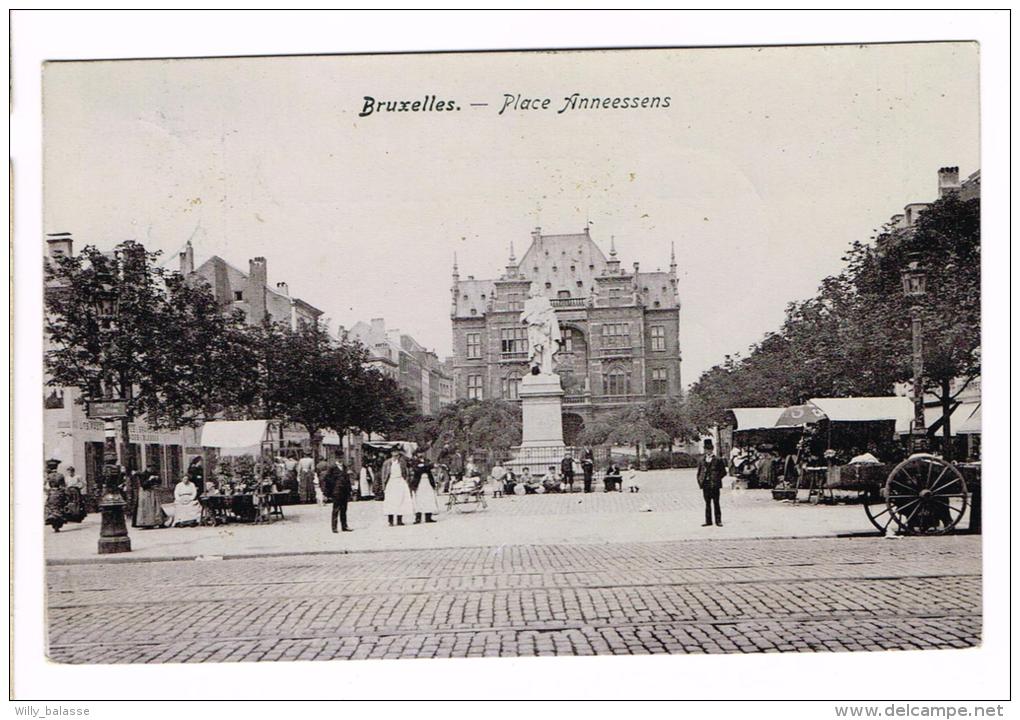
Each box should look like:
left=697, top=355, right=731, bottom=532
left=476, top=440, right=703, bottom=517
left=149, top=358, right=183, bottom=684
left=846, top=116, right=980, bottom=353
left=43, top=531, right=907, bottom=567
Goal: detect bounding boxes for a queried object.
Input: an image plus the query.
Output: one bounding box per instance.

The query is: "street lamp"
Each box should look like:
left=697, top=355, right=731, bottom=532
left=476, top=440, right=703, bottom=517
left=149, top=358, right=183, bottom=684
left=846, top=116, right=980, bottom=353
left=92, top=279, right=131, bottom=554
left=900, top=254, right=928, bottom=454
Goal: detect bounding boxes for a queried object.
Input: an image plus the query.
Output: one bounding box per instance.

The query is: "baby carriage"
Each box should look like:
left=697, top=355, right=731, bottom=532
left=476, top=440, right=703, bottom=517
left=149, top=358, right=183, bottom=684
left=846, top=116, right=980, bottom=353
left=446, top=475, right=487, bottom=512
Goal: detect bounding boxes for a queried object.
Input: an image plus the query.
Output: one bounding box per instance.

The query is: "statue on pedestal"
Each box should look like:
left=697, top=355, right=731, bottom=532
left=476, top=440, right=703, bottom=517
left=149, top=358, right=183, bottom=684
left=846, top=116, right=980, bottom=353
left=520, top=291, right=562, bottom=375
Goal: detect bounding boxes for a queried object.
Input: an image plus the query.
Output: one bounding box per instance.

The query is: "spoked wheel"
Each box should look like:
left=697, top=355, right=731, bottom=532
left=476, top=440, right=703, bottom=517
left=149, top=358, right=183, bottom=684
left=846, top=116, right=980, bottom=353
left=862, top=488, right=897, bottom=534
left=885, top=454, right=968, bottom=535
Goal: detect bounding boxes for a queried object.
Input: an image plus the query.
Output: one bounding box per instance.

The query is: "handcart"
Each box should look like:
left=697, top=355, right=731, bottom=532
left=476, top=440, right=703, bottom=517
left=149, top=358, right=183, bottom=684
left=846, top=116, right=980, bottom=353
left=825, top=454, right=977, bottom=535
left=446, top=477, right=488, bottom=512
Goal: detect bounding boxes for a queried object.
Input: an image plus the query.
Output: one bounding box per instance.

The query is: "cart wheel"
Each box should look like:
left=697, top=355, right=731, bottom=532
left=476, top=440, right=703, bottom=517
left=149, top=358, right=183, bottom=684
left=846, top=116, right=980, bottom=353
left=862, top=489, right=897, bottom=534
left=885, top=455, right=968, bottom=535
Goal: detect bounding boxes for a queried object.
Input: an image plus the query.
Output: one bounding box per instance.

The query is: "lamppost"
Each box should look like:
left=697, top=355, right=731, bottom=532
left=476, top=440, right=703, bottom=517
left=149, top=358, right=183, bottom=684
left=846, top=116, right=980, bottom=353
left=900, top=254, right=928, bottom=455
left=91, top=278, right=132, bottom=554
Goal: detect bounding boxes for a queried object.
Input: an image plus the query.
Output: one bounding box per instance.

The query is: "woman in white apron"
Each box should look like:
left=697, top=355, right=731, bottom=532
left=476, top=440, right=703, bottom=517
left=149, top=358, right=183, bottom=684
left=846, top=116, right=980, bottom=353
left=358, top=464, right=375, bottom=500
left=381, top=447, right=414, bottom=526
left=411, top=454, right=439, bottom=523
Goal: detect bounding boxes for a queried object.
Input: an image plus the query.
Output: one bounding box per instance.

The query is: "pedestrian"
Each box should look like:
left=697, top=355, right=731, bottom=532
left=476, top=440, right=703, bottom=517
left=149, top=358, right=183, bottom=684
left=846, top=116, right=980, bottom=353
left=358, top=463, right=375, bottom=501
left=411, top=452, right=439, bottom=524
left=541, top=465, right=559, bottom=494
left=62, top=465, right=87, bottom=522
left=697, top=438, right=726, bottom=527
left=603, top=463, right=623, bottom=492
left=381, top=446, right=414, bottom=526
left=581, top=448, right=595, bottom=493
left=44, top=459, right=67, bottom=532
left=489, top=460, right=508, bottom=498
left=323, top=460, right=352, bottom=533
left=560, top=452, right=575, bottom=492
left=297, top=452, right=316, bottom=504
left=625, top=463, right=641, bottom=492
left=187, top=456, right=205, bottom=496
left=134, top=464, right=165, bottom=529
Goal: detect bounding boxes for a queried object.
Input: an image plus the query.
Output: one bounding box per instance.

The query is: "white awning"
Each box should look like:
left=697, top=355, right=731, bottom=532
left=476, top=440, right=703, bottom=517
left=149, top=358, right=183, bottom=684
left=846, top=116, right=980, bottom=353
left=200, top=420, right=270, bottom=456
left=809, top=397, right=914, bottom=433
left=926, top=402, right=981, bottom=435
left=321, top=431, right=342, bottom=446
left=729, top=408, right=786, bottom=431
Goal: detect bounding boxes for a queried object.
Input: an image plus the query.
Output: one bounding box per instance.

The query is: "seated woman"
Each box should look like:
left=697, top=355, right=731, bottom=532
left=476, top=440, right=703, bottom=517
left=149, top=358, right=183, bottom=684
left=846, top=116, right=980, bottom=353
left=541, top=466, right=561, bottom=494
left=603, top=464, right=623, bottom=492
left=162, top=475, right=202, bottom=527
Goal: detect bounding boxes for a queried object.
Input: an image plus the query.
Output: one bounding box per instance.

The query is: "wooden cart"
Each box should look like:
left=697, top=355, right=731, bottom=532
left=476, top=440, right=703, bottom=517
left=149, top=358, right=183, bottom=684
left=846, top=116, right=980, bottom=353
left=825, top=454, right=977, bottom=535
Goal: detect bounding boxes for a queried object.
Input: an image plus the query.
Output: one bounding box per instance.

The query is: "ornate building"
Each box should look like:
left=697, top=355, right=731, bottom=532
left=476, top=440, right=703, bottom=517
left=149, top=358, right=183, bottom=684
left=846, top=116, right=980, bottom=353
left=450, top=227, right=682, bottom=444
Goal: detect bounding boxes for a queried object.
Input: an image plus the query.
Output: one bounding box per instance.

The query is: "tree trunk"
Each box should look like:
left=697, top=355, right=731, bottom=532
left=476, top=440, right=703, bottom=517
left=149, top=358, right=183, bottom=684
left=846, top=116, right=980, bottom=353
left=941, top=377, right=953, bottom=462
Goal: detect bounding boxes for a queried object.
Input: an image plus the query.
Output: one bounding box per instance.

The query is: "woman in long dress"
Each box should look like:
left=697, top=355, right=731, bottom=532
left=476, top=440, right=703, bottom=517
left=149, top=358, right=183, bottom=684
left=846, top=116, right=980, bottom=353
left=358, top=464, right=375, bottom=500
left=135, top=466, right=165, bottom=528
left=381, top=448, right=414, bottom=526
left=62, top=465, right=87, bottom=523
left=411, top=453, right=439, bottom=523
left=44, top=466, right=67, bottom=532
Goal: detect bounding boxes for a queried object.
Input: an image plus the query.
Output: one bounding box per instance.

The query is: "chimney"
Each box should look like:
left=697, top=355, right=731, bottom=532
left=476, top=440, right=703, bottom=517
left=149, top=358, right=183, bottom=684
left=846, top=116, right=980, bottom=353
left=179, top=240, right=194, bottom=275
left=531, top=227, right=542, bottom=244
left=247, top=257, right=268, bottom=324
left=371, top=317, right=386, bottom=338
left=276, top=281, right=289, bottom=296
left=632, top=261, right=640, bottom=274
left=46, top=231, right=74, bottom=261
left=938, top=166, right=961, bottom=198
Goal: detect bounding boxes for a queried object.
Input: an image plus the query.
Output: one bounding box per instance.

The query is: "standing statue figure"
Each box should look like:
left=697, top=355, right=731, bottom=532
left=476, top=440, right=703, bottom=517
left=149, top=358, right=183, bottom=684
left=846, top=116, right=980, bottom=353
left=520, top=290, right=562, bottom=375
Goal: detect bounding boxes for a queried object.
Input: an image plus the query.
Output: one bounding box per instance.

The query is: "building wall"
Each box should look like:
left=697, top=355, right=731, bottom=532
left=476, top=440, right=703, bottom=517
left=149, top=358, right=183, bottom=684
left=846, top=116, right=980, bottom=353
left=450, top=228, right=682, bottom=432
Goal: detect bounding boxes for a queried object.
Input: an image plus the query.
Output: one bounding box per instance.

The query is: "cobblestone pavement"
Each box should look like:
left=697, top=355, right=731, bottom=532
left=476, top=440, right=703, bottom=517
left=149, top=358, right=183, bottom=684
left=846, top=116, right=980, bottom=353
left=46, top=534, right=980, bottom=663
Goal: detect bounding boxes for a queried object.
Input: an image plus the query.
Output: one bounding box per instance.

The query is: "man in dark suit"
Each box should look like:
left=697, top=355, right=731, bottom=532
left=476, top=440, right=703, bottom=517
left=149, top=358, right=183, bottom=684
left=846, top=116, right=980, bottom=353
left=697, top=438, right=727, bottom=527
left=323, top=460, right=352, bottom=533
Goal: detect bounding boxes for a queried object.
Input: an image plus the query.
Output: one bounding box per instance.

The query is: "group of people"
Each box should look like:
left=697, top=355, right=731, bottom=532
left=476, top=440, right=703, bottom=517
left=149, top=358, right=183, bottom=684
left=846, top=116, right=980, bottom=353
left=44, top=459, right=87, bottom=532
left=487, top=457, right=639, bottom=496
left=319, top=447, right=440, bottom=531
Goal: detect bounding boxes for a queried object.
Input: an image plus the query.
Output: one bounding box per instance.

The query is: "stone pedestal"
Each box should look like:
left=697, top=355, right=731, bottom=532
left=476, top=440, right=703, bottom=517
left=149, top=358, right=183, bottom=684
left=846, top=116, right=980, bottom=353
left=518, top=372, right=565, bottom=449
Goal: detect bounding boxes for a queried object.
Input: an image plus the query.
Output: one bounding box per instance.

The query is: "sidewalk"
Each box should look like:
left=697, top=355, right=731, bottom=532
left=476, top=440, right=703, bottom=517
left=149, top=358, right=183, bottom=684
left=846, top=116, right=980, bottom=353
left=44, top=469, right=878, bottom=564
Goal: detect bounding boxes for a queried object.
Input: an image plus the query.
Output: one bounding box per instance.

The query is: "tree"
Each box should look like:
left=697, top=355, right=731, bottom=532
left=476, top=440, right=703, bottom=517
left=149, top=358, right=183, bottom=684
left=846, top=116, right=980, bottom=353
left=578, top=405, right=669, bottom=466
left=643, top=396, right=698, bottom=456
left=45, top=242, right=247, bottom=473
left=416, top=399, right=522, bottom=461
left=686, top=194, right=980, bottom=457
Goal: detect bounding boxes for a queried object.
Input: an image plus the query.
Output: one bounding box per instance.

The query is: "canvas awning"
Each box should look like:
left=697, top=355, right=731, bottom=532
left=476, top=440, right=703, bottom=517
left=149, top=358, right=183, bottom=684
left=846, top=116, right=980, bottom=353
left=728, top=408, right=786, bottom=431
left=925, top=402, right=981, bottom=435
left=321, top=431, right=342, bottom=446
left=808, top=397, right=914, bottom=434
left=200, top=420, right=271, bottom=456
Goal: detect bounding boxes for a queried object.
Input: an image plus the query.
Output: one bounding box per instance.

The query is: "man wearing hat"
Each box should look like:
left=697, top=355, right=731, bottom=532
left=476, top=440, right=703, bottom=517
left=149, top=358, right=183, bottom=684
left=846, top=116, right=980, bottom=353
left=380, top=446, right=414, bottom=526
left=696, top=438, right=727, bottom=527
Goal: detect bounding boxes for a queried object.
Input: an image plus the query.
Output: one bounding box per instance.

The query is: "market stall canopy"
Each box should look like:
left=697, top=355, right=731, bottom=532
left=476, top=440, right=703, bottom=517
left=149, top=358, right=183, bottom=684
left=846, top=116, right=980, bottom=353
left=200, top=420, right=272, bottom=456
left=774, top=404, right=827, bottom=427
left=809, top=397, right=914, bottom=433
left=924, top=402, right=981, bottom=435
left=729, top=408, right=786, bottom=431
left=321, top=431, right=342, bottom=446
left=362, top=440, right=418, bottom=455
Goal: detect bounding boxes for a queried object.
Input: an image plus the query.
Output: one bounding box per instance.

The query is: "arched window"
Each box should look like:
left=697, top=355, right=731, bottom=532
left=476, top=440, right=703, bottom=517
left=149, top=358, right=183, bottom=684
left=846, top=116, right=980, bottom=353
left=603, top=365, right=631, bottom=397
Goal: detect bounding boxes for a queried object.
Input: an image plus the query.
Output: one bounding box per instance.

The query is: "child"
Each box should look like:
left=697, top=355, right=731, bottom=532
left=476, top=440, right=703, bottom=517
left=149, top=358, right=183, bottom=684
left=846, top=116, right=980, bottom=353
left=625, top=464, right=640, bottom=493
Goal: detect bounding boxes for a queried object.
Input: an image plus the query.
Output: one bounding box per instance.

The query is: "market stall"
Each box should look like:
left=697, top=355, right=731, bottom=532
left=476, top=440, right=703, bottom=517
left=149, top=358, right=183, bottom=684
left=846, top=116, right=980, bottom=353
left=724, top=408, right=803, bottom=489
left=197, top=420, right=289, bottom=524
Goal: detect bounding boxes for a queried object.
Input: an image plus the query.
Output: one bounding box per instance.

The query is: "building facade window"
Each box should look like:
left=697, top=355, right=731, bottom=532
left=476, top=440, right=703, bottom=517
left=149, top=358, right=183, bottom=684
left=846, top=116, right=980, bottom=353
left=557, top=290, right=571, bottom=299
left=467, top=374, right=483, bottom=399
left=601, top=323, right=631, bottom=348
left=507, top=293, right=524, bottom=311
left=651, top=368, right=668, bottom=394
left=561, top=327, right=573, bottom=353
left=499, top=327, right=527, bottom=355
left=501, top=376, right=521, bottom=400
left=233, top=290, right=243, bottom=301
left=466, top=332, right=482, bottom=359
left=650, top=325, right=666, bottom=351
left=603, top=367, right=632, bottom=397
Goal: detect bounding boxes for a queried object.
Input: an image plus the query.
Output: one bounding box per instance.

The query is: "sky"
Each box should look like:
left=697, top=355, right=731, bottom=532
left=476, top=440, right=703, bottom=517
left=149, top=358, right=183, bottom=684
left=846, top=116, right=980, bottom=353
left=42, top=43, right=979, bottom=385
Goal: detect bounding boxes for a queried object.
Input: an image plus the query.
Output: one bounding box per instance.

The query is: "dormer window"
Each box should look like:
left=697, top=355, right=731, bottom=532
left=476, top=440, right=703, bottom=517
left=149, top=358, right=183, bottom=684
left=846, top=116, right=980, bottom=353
left=570, top=265, right=575, bottom=272
left=576, top=281, right=583, bottom=288
left=545, top=282, right=552, bottom=289
left=552, top=266, right=558, bottom=272
left=470, top=308, right=477, bottom=316
left=234, top=290, right=243, bottom=301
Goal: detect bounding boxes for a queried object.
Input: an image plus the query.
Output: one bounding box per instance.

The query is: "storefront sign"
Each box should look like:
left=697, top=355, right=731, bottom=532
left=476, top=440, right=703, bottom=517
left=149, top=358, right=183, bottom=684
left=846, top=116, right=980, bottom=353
left=86, top=399, right=128, bottom=419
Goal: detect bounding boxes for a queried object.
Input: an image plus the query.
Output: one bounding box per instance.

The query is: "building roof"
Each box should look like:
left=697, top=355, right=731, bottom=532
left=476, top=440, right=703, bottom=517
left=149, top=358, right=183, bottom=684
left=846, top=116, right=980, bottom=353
left=808, top=397, right=913, bottom=433
left=453, top=278, right=496, bottom=319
